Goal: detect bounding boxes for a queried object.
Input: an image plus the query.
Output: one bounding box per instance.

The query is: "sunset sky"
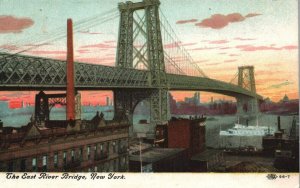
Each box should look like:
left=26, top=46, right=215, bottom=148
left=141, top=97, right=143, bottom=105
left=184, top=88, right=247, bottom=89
left=0, top=0, right=298, bottom=106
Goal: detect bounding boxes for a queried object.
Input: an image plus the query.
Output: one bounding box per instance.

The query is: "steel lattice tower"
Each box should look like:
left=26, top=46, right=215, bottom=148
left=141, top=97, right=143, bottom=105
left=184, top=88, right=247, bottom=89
left=114, top=0, right=169, bottom=125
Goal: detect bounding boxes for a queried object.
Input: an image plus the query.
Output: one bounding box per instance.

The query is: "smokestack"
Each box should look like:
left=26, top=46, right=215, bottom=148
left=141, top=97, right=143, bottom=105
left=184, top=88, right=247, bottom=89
left=66, top=19, right=75, bottom=120
left=277, top=116, right=281, bottom=131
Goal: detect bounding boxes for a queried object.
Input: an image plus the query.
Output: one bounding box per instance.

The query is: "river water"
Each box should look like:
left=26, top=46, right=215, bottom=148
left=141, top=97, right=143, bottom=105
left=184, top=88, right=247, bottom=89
left=0, top=106, right=297, bottom=149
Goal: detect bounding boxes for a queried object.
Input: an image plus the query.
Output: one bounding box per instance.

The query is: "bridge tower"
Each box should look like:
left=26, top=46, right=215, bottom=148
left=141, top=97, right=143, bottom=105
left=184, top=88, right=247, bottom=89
left=114, top=0, right=169, bottom=130
left=236, top=66, right=259, bottom=117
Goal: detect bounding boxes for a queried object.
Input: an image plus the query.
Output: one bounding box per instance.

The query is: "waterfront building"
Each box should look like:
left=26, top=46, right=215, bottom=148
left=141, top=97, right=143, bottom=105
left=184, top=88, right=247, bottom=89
left=0, top=112, right=129, bottom=172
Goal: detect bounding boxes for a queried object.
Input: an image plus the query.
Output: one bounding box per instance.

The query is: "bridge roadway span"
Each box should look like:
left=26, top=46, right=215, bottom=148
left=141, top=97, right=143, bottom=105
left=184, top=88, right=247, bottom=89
left=0, top=53, right=262, bottom=99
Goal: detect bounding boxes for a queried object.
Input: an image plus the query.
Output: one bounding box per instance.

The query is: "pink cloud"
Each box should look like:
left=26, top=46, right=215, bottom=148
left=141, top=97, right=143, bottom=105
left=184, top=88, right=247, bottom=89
left=77, top=49, right=90, bottom=54
left=219, top=47, right=231, bottom=50
left=0, top=44, right=18, bottom=51
left=176, top=19, right=198, bottom=24
left=0, top=96, right=10, bottom=101
left=229, top=54, right=240, bottom=57
left=196, top=59, right=210, bottom=63
left=104, top=40, right=116, bottom=43
left=209, top=40, right=229, bottom=44
left=24, top=42, right=51, bottom=47
left=81, top=43, right=116, bottom=49
left=0, top=15, right=34, bottom=33
left=205, top=62, right=222, bottom=66
left=79, top=31, right=103, bottom=35
left=28, top=50, right=67, bottom=55
left=52, top=55, right=66, bottom=60
left=164, top=41, right=197, bottom=49
left=195, top=12, right=261, bottom=29
left=234, top=37, right=256, bottom=41
left=76, top=57, right=115, bottom=65
left=224, top=59, right=237, bottom=63
left=236, top=44, right=298, bottom=51
left=190, top=47, right=217, bottom=51
left=245, top=13, right=262, bottom=18
left=282, top=45, right=298, bottom=50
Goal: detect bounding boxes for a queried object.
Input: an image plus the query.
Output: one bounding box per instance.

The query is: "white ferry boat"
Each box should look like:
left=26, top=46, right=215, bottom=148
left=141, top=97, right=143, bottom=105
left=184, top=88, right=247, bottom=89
left=219, top=123, right=276, bottom=136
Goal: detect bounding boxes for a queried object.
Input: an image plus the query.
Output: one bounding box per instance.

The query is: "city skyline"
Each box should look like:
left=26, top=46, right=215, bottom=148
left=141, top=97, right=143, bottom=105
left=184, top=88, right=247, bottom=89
left=0, top=0, right=298, bottom=104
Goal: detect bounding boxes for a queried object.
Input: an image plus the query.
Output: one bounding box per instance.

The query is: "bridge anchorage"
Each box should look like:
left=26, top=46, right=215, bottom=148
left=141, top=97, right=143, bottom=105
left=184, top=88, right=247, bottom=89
left=0, top=0, right=263, bottom=134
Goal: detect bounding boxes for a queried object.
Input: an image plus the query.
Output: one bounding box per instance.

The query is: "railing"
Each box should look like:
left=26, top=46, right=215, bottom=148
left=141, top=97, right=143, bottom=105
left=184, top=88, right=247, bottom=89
left=94, top=152, right=108, bottom=161
left=118, top=147, right=128, bottom=154
left=64, top=159, right=81, bottom=170
left=118, top=165, right=127, bottom=172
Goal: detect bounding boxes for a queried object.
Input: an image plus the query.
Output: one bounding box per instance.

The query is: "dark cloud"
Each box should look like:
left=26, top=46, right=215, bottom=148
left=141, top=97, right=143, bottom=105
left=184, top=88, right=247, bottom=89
left=268, top=81, right=293, bottom=89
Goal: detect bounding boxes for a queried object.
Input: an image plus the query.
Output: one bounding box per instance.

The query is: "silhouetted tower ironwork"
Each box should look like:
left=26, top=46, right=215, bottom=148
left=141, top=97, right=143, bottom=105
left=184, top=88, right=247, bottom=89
left=238, top=66, right=256, bottom=93
left=236, top=66, right=259, bottom=116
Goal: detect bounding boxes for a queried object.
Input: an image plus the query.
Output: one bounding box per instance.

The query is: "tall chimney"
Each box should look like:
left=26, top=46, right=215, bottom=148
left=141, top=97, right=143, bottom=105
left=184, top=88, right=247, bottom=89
left=66, top=19, right=75, bottom=120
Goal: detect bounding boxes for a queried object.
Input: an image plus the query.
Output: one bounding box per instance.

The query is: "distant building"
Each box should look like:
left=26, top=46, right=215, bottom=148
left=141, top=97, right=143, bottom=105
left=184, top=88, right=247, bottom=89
left=106, top=97, right=110, bottom=106
left=184, top=92, right=200, bottom=106
left=280, top=94, right=289, bottom=103
left=9, top=100, right=23, bottom=109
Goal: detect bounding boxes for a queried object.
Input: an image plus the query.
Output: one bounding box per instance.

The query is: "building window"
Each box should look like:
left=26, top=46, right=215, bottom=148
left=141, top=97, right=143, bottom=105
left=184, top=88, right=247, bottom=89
left=32, top=158, right=37, bottom=172
left=80, top=147, right=83, bottom=161
left=94, top=166, right=98, bottom=172
left=94, top=145, right=97, bottom=159
left=71, top=149, right=75, bottom=162
left=63, top=151, right=67, bottom=165
left=106, top=142, right=109, bottom=153
left=42, top=155, right=47, bottom=172
left=122, top=157, right=126, bottom=165
left=54, top=153, right=58, bottom=168
left=20, top=159, right=26, bottom=172
left=113, top=141, right=116, bottom=153
left=7, top=161, right=13, bottom=172
left=114, top=160, right=117, bottom=171
left=87, top=146, right=91, bottom=160
left=100, top=144, right=103, bottom=151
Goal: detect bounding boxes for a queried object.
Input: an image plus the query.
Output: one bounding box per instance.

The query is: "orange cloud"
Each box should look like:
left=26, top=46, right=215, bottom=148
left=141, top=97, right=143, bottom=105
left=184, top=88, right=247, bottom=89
left=0, top=15, right=34, bottom=33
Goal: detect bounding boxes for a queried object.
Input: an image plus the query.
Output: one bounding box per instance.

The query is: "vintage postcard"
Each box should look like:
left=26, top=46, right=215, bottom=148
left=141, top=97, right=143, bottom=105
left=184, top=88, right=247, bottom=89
left=0, top=0, right=298, bottom=187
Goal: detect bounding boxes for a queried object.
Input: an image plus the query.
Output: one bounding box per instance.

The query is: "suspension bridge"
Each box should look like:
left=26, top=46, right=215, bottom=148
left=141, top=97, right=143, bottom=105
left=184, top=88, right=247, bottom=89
left=0, top=0, right=262, bottom=125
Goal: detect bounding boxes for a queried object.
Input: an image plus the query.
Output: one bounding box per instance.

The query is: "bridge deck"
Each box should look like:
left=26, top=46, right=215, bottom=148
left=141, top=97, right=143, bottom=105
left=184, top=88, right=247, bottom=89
left=0, top=53, right=262, bottom=99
